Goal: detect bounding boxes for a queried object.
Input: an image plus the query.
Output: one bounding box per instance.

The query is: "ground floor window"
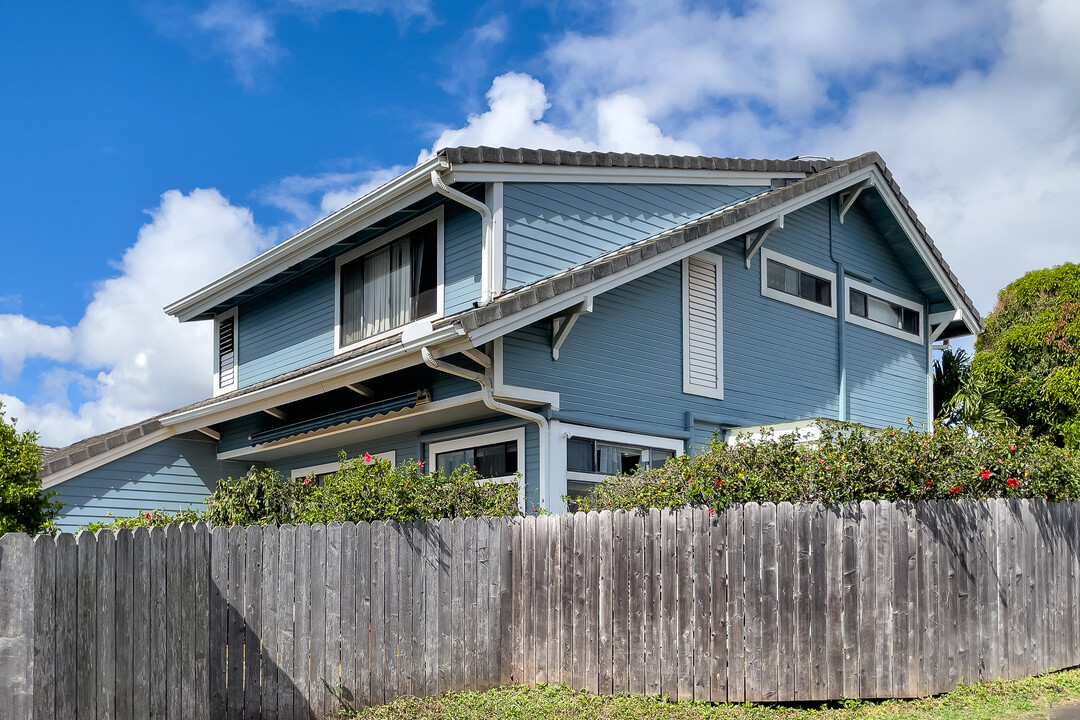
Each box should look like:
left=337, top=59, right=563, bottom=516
left=561, top=427, right=683, bottom=511
left=289, top=451, right=396, bottom=483
left=427, top=428, right=525, bottom=484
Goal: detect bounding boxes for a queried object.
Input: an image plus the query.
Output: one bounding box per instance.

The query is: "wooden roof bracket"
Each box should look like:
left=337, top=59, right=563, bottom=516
left=551, top=295, right=594, bottom=360
left=744, top=216, right=784, bottom=269
left=838, top=179, right=874, bottom=224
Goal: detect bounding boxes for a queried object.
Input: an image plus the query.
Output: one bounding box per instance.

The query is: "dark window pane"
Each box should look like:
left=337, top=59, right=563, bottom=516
left=435, top=449, right=473, bottom=475
left=567, top=438, right=595, bottom=473
left=850, top=290, right=867, bottom=317
left=412, top=222, right=438, bottom=319
left=340, top=257, right=365, bottom=346
left=647, top=449, right=676, bottom=469
left=437, top=440, right=518, bottom=479
left=902, top=308, right=920, bottom=335
left=474, top=441, right=517, bottom=478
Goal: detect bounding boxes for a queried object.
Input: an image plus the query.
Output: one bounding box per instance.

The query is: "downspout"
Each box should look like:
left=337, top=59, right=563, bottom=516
left=430, top=170, right=494, bottom=306
left=421, top=346, right=549, bottom=511
left=829, top=195, right=848, bottom=421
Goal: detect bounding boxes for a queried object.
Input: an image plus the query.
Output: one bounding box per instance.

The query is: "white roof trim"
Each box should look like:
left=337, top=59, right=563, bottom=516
left=444, top=164, right=803, bottom=186
left=41, top=427, right=176, bottom=489
left=165, top=155, right=449, bottom=322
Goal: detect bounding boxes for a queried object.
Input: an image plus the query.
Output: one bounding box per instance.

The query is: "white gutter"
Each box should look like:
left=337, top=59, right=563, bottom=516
left=430, top=169, right=494, bottom=306
left=166, top=155, right=450, bottom=322
left=421, top=346, right=549, bottom=511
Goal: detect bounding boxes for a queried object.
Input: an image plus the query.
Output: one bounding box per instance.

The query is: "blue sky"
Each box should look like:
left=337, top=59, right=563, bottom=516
left=2, top=0, right=1078, bottom=445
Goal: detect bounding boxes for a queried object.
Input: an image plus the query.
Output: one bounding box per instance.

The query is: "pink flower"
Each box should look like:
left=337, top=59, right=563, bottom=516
left=418, top=460, right=425, bottom=469
left=979, top=469, right=991, bottom=480
left=364, top=452, right=372, bottom=463
left=1010, top=445, right=1017, bottom=452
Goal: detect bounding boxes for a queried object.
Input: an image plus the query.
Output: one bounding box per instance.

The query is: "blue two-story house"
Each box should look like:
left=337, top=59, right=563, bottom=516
left=40, top=148, right=983, bottom=530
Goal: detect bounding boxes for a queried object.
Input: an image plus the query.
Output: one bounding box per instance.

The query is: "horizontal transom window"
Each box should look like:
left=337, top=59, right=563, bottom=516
left=845, top=277, right=924, bottom=344
left=760, top=248, right=837, bottom=317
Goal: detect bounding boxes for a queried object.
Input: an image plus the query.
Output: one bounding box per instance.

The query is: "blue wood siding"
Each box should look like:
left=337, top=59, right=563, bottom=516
left=237, top=263, right=335, bottom=387
left=502, top=183, right=765, bottom=289
left=832, top=201, right=921, bottom=298
left=444, top=201, right=482, bottom=314
left=846, top=324, right=928, bottom=428
left=501, top=195, right=928, bottom=443
left=51, top=437, right=252, bottom=532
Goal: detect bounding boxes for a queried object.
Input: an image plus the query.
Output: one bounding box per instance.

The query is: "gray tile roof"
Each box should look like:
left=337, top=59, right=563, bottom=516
left=42, top=148, right=981, bottom=480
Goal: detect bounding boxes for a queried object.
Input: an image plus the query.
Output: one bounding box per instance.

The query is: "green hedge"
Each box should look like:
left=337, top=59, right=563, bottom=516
left=89, top=454, right=519, bottom=530
left=576, top=420, right=1080, bottom=513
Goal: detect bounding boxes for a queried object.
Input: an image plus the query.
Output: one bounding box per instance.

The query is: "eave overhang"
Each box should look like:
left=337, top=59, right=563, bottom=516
left=165, top=155, right=450, bottom=323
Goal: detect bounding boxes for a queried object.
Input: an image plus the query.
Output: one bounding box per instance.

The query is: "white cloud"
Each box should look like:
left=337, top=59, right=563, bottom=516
left=0, top=316, right=72, bottom=381
left=162, top=0, right=433, bottom=86
left=425, top=72, right=699, bottom=157
left=256, top=165, right=409, bottom=228
left=194, top=1, right=279, bottom=87
left=0, top=189, right=270, bottom=446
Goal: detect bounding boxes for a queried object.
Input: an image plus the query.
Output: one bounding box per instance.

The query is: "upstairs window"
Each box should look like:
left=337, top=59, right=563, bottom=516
left=760, top=248, right=837, bottom=317
left=214, top=308, right=238, bottom=394
left=845, top=278, right=923, bottom=343
left=336, top=208, right=442, bottom=351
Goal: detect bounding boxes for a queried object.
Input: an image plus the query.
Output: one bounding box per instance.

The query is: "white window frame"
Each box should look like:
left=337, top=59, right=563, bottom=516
left=561, top=424, right=685, bottom=486
left=682, top=252, right=724, bottom=399
left=333, top=205, right=445, bottom=355
left=289, top=450, right=396, bottom=480
left=845, top=277, right=925, bottom=345
left=760, top=248, right=837, bottom=318
left=212, top=307, right=238, bottom=396
left=427, top=427, right=525, bottom=485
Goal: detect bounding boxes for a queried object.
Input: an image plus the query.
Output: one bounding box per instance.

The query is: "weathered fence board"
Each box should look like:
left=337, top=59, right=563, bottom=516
left=7, top=500, right=1080, bottom=719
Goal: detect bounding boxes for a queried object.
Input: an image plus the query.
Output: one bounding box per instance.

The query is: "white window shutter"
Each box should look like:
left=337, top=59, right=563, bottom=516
left=683, top=254, right=723, bottom=398
left=217, top=314, right=236, bottom=390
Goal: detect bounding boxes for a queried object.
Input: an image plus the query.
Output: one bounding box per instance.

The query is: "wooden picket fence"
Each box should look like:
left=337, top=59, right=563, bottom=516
left=1, top=499, right=1079, bottom=720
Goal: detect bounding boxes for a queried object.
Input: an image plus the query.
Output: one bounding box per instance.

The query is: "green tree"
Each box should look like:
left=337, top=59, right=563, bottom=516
left=933, top=347, right=970, bottom=421
left=0, top=402, right=62, bottom=534
left=972, top=263, right=1080, bottom=447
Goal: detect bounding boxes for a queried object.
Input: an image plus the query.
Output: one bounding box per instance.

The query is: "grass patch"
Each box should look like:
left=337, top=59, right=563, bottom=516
left=343, top=668, right=1080, bottom=720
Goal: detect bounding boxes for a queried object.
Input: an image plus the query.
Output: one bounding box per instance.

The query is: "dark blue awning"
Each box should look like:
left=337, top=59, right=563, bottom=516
left=248, top=392, right=424, bottom=446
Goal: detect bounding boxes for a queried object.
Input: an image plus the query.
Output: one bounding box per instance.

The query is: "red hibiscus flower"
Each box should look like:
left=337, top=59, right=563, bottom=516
left=364, top=451, right=372, bottom=463
left=950, top=485, right=962, bottom=494
left=979, top=469, right=991, bottom=480
left=1006, top=477, right=1019, bottom=488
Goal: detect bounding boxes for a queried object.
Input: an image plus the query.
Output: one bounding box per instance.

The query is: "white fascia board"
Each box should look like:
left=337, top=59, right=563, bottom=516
left=465, top=169, right=879, bottom=346
left=445, top=164, right=804, bottom=186
left=863, top=167, right=982, bottom=336
left=165, top=156, right=449, bottom=322
left=41, top=427, right=176, bottom=489
left=161, top=324, right=468, bottom=433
